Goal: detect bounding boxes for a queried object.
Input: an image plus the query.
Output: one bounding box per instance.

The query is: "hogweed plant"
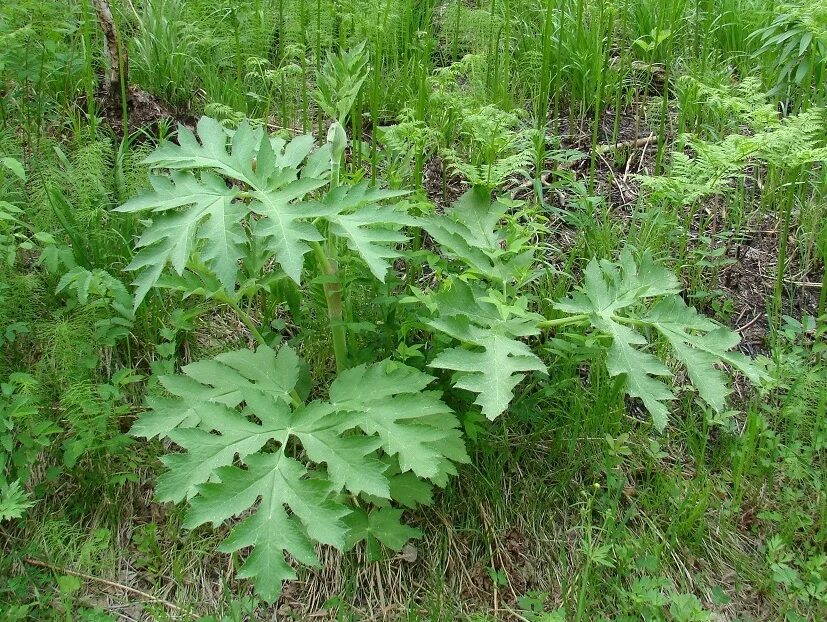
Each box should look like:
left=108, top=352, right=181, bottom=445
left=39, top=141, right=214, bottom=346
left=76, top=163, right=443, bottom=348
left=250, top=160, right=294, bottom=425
left=121, top=115, right=766, bottom=600
left=119, top=116, right=466, bottom=600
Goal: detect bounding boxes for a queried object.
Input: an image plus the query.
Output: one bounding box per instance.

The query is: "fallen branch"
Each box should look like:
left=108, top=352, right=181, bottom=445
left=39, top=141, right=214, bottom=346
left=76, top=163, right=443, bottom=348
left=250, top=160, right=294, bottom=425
left=596, top=133, right=657, bottom=155
left=23, top=557, right=186, bottom=616
left=736, top=314, right=763, bottom=333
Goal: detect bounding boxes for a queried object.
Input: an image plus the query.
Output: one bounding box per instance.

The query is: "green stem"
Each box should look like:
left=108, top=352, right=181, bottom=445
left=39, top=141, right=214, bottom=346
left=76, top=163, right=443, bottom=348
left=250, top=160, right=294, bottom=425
left=227, top=299, right=267, bottom=347
left=538, top=314, right=590, bottom=329
left=574, top=541, right=593, bottom=622
left=312, top=241, right=348, bottom=372
left=615, top=315, right=646, bottom=327
left=332, top=161, right=340, bottom=189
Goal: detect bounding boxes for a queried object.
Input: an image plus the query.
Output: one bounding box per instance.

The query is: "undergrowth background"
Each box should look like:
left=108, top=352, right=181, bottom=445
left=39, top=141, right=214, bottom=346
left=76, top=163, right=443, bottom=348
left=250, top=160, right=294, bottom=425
left=1, top=0, right=826, bottom=620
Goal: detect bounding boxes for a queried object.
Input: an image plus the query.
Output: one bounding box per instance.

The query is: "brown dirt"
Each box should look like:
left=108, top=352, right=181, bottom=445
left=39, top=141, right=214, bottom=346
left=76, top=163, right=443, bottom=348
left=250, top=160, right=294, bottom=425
left=423, top=155, right=468, bottom=210
left=720, top=214, right=822, bottom=352
left=86, top=84, right=194, bottom=136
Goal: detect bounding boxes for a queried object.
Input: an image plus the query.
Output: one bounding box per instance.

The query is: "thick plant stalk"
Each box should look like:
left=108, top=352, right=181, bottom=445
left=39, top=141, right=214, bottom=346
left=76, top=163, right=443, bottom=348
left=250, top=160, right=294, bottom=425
left=313, top=242, right=348, bottom=372
left=321, top=121, right=350, bottom=372
left=538, top=314, right=590, bottom=330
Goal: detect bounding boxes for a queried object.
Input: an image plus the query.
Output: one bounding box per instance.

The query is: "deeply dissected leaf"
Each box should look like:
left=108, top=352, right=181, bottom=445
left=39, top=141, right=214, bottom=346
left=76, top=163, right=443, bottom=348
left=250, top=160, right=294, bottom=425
left=324, top=182, right=412, bottom=281
left=118, top=117, right=412, bottom=305
left=157, top=403, right=289, bottom=503
left=187, top=452, right=349, bottom=603
left=130, top=345, right=465, bottom=601
left=142, top=118, right=265, bottom=181
left=248, top=177, right=331, bottom=283
left=289, top=401, right=389, bottom=498
left=554, top=248, right=766, bottom=430
left=644, top=296, right=764, bottom=410
left=424, top=279, right=547, bottom=420
left=0, top=479, right=33, bottom=522
left=424, top=186, right=534, bottom=284
left=117, top=171, right=244, bottom=304
left=555, top=249, right=681, bottom=317
left=329, top=361, right=470, bottom=485
left=118, top=120, right=329, bottom=302
left=431, top=334, right=547, bottom=421
left=186, top=341, right=301, bottom=406
left=596, top=315, right=674, bottom=431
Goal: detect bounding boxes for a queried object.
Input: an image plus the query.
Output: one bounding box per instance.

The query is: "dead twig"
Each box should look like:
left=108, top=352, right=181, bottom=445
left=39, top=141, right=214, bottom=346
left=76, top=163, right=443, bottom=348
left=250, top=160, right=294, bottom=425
left=510, top=134, right=659, bottom=199
left=736, top=315, right=763, bottom=333
left=23, top=558, right=187, bottom=616
left=783, top=279, right=824, bottom=289
left=597, top=151, right=627, bottom=204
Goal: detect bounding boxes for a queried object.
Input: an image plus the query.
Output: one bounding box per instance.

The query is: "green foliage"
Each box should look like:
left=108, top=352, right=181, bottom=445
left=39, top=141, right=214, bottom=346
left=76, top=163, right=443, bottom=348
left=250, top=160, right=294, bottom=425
left=1, top=157, right=24, bottom=181
left=0, top=0, right=803, bottom=617
left=640, top=106, right=827, bottom=206
left=424, top=279, right=546, bottom=421
left=378, top=109, right=440, bottom=182
left=0, top=373, right=51, bottom=521
left=675, top=75, right=777, bottom=136
left=553, top=248, right=766, bottom=431
left=344, top=506, right=421, bottom=560
left=58, top=371, right=137, bottom=473
left=130, top=0, right=203, bottom=107
left=56, top=267, right=134, bottom=345
left=116, top=117, right=409, bottom=306
left=131, top=344, right=467, bottom=601
left=633, top=28, right=672, bottom=57
left=751, top=2, right=827, bottom=95
left=0, top=0, right=87, bottom=115
left=440, top=104, right=534, bottom=190
left=0, top=199, right=38, bottom=269
left=0, top=477, right=31, bottom=521
left=424, top=186, right=535, bottom=285
left=314, top=40, right=370, bottom=124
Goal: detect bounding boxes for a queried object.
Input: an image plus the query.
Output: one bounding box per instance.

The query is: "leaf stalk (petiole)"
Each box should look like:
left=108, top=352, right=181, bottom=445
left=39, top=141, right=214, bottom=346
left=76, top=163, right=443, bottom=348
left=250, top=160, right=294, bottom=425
left=227, top=299, right=268, bottom=347
left=538, top=314, right=590, bottom=329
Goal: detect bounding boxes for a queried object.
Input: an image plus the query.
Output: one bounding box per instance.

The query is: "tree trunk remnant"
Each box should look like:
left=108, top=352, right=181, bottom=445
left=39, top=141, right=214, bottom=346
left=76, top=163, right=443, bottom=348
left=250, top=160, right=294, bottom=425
left=91, top=0, right=128, bottom=106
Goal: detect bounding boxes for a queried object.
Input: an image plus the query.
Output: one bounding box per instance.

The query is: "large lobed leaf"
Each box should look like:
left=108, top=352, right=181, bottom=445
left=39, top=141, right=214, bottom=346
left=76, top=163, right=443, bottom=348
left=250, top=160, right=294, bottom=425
left=118, top=117, right=411, bottom=307
left=117, top=118, right=325, bottom=305
left=554, top=248, right=767, bottom=431
left=328, top=360, right=470, bottom=485
left=321, top=182, right=412, bottom=281
left=424, top=186, right=534, bottom=285
left=130, top=345, right=467, bottom=602
left=424, top=279, right=547, bottom=420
